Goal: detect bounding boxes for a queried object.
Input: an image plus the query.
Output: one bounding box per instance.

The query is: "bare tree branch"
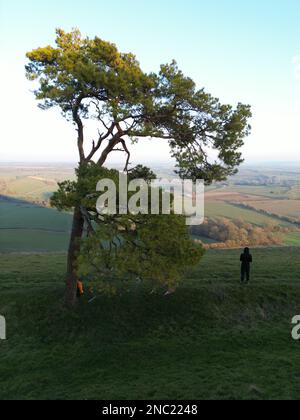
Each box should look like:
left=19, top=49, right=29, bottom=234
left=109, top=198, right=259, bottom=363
left=120, top=139, right=131, bottom=171
left=97, top=136, right=120, bottom=166
left=86, top=122, right=116, bottom=162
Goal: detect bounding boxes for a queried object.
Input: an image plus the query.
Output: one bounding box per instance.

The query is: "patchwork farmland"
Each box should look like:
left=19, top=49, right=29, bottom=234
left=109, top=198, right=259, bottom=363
left=0, top=163, right=300, bottom=252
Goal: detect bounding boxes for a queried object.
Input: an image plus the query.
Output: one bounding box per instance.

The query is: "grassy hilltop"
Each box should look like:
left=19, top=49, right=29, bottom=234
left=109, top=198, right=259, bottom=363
left=0, top=248, right=300, bottom=400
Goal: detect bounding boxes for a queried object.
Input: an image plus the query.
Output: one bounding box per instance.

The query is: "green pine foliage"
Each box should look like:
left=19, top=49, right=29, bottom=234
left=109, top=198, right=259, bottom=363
left=51, top=163, right=204, bottom=294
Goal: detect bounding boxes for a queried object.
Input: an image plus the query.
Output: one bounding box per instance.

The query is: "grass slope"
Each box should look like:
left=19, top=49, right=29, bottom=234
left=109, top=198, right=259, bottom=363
left=0, top=198, right=72, bottom=252
left=1, top=248, right=300, bottom=400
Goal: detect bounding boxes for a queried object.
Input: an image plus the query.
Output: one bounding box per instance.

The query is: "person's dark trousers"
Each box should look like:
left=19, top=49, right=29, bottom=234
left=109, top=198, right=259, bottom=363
left=241, top=265, right=250, bottom=283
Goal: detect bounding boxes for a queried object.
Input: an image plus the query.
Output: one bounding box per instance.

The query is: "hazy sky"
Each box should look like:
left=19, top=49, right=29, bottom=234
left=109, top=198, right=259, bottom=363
left=1, top=0, right=300, bottom=164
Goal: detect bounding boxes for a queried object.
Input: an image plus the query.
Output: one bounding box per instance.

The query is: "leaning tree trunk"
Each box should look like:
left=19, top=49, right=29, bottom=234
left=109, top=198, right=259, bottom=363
left=65, top=205, right=84, bottom=307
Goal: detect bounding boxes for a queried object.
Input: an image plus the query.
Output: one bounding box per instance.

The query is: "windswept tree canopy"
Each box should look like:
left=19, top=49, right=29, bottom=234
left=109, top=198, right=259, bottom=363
left=26, top=29, right=251, bottom=183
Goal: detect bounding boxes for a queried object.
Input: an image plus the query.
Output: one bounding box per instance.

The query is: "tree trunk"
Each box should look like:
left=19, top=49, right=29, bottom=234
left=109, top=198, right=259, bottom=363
left=65, top=205, right=85, bottom=307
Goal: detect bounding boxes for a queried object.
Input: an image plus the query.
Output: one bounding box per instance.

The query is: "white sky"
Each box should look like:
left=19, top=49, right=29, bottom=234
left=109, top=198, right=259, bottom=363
left=1, top=59, right=300, bottom=166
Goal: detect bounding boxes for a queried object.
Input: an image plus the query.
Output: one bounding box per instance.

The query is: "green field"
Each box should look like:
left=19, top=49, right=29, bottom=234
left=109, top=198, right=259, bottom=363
left=0, top=199, right=72, bottom=252
left=1, top=196, right=299, bottom=252
left=284, top=232, right=300, bottom=246
left=205, top=201, right=294, bottom=228
left=0, top=229, right=70, bottom=253
left=1, top=248, right=300, bottom=400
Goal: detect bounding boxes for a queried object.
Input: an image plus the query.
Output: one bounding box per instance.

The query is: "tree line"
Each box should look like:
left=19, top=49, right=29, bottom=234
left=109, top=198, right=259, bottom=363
left=231, top=202, right=300, bottom=226
left=191, top=217, right=289, bottom=248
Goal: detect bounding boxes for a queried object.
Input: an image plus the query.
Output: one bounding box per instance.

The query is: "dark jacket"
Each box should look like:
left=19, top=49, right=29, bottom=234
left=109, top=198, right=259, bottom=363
left=240, top=253, right=252, bottom=267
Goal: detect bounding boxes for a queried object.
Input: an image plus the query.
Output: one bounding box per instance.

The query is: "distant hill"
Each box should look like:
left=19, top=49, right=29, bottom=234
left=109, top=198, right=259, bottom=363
left=0, top=163, right=75, bottom=204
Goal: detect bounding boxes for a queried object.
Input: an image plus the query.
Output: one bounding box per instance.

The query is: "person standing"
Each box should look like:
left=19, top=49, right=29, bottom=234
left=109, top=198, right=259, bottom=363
left=240, top=247, right=253, bottom=283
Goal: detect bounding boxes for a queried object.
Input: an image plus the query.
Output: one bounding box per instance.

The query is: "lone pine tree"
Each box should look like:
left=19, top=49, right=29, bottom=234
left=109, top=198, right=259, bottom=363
left=26, top=29, right=251, bottom=307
